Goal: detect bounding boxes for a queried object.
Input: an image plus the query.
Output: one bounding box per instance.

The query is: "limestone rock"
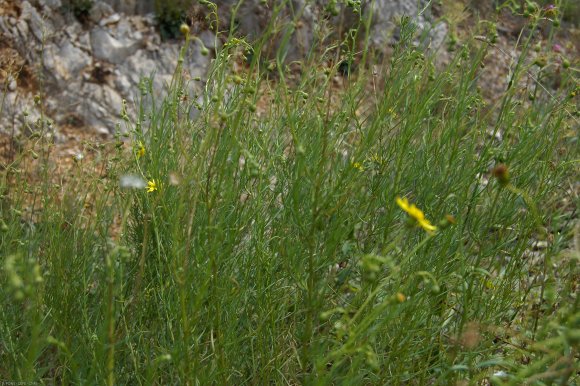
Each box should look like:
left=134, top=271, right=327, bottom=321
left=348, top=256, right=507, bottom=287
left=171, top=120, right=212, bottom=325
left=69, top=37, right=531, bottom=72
left=37, top=0, right=62, bottom=10
left=101, top=0, right=155, bottom=15
left=99, top=13, right=121, bottom=27
left=367, top=0, right=447, bottom=51
left=20, top=1, right=50, bottom=41
left=89, top=1, right=115, bottom=23
left=75, top=83, right=124, bottom=131
left=90, top=25, right=144, bottom=64
left=209, top=0, right=446, bottom=61
left=0, top=0, right=446, bottom=139
left=0, top=0, right=209, bottom=137
left=42, top=40, right=91, bottom=83
left=7, top=75, right=17, bottom=92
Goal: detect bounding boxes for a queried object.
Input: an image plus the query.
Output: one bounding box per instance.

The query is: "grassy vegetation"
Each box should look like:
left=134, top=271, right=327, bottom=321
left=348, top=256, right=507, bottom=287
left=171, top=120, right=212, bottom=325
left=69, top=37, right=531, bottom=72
left=1, top=1, right=578, bottom=384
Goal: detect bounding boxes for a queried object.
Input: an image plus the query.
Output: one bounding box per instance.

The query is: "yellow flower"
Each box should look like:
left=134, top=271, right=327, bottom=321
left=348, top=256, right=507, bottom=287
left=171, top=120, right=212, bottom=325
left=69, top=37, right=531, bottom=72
left=352, top=162, right=364, bottom=172
left=136, top=141, right=146, bottom=158
left=396, top=196, right=437, bottom=233
left=146, top=179, right=157, bottom=193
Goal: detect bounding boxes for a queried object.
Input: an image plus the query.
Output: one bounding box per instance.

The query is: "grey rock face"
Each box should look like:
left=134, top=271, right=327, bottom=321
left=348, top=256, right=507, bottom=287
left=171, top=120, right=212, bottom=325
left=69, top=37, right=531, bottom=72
left=89, top=1, right=115, bottom=23
left=98, top=0, right=445, bottom=60
left=20, top=1, right=48, bottom=41
left=43, top=40, right=91, bottom=82
left=7, top=75, right=17, bottom=92
left=212, top=0, right=319, bottom=62
left=0, top=1, right=205, bottom=136
left=367, top=0, right=447, bottom=51
left=34, top=0, right=63, bottom=10
left=90, top=25, right=144, bottom=64
left=209, top=0, right=445, bottom=60
left=77, top=83, right=124, bottom=129
left=0, top=0, right=446, bottom=137
left=101, top=0, right=155, bottom=15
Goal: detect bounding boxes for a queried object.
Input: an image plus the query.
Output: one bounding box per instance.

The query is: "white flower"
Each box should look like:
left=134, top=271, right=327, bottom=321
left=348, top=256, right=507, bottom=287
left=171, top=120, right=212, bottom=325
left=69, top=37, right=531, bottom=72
left=72, top=153, right=84, bottom=162
left=119, top=174, right=147, bottom=189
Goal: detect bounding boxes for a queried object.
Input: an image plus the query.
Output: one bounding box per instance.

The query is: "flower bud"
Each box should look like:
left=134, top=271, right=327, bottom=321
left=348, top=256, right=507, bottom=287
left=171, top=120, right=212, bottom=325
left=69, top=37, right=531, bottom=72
left=492, top=164, right=510, bottom=187
left=179, top=23, right=190, bottom=36
left=438, top=214, right=456, bottom=229
left=534, top=55, right=547, bottom=68
left=562, top=59, right=570, bottom=69
left=544, top=4, right=557, bottom=18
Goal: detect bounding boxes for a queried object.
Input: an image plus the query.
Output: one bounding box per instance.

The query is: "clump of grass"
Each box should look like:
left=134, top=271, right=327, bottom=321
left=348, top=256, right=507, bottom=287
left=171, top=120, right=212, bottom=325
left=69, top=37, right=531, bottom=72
left=1, top=1, right=578, bottom=384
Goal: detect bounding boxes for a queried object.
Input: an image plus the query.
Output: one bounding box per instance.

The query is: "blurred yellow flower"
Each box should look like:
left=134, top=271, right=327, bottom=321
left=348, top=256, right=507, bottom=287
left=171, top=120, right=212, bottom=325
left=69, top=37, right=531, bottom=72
left=136, top=141, right=146, bottom=158
left=147, top=179, right=157, bottom=193
left=352, top=162, right=364, bottom=171
left=396, top=196, right=437, bottom=233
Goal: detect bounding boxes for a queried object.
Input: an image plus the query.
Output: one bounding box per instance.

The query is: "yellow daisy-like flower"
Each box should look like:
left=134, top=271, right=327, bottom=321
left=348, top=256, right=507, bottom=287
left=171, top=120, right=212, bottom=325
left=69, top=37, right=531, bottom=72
left=146, top=179, right=157, bottom=193
left=136, top=141, right=146, bottom=158
left=396, top=196, right=437, bottom=233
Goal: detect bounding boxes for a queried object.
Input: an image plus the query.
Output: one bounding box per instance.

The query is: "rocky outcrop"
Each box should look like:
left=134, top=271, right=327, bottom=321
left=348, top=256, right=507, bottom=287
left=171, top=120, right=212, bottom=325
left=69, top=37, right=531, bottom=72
left=101, top=0, right=154, bottom=15
left=0, top=0, right=446, bottom=138
left=0, top=0, right=207, bottom=137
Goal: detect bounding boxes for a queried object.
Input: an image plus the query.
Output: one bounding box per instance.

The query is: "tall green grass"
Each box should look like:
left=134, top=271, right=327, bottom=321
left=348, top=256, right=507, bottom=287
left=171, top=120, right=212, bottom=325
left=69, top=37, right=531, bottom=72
left=1, top=2, right=578, bottom=384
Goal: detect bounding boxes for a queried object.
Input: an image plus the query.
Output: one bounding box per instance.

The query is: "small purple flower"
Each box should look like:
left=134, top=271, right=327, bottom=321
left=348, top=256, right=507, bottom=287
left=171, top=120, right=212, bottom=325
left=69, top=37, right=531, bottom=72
left=553, top=43, right=563, bottom=53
